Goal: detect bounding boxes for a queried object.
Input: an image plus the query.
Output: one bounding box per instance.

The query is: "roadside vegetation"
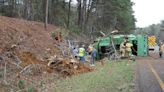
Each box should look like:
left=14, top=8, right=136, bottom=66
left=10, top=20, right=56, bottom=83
left=54, top=60, right=135, bottom=92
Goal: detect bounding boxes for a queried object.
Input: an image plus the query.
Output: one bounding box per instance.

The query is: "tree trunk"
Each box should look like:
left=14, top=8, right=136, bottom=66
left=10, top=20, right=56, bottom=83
left=67, top=0, right=72, bottom=28
left=81, top=0, right=87, bottom=31
left=84, top=0, right=93, bottom=31
left=45, top=0, right=49, bottom=30
left=77, top=0, right=82, bottom=26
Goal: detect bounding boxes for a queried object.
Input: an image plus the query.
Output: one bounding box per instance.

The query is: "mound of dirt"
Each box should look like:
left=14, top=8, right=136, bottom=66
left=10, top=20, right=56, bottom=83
left=0, top=16, right=58, bottom=59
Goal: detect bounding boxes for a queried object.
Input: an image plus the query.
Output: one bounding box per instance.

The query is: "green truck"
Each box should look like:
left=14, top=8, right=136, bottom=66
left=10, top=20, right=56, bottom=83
left=93, top=34, right=148, bottom=60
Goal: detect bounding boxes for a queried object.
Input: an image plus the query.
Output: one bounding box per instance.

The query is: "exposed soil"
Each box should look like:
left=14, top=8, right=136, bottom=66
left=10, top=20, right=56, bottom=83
left=0, top=16, right=93, bottom=92
left=0, top=16, right=58, bottom=59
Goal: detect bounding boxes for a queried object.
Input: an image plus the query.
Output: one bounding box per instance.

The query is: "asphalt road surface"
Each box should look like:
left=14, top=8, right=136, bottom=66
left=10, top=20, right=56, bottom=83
left=135, top=53, right=164, bottom=92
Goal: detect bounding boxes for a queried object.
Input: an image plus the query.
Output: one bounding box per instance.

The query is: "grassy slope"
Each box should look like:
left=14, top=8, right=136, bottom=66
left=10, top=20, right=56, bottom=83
left=54, top=61, right=135, bottom=92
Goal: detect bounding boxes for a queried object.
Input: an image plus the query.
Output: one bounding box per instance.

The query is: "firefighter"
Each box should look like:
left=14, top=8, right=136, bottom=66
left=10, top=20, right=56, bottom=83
left=125, top=40, right=133, bottom=65
left=120, top=36, right=129, bottom=57
left=120, top=39, right=127, bottom=57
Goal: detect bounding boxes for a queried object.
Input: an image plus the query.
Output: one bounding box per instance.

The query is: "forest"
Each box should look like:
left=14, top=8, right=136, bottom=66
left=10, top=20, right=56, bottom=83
left=0, top=0, right=136, bottom=38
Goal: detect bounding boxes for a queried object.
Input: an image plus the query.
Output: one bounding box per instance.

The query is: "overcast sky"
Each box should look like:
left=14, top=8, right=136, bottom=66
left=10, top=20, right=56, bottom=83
left=131, top=0, right=164, bottom=27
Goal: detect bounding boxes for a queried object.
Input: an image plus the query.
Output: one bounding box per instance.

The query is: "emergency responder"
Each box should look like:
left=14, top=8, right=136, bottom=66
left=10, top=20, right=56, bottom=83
left=88, top=45, right=97, bottom=66
left=125, top=40, right=133, bottom=65
left=72, top=46, right=78, bottom=59
left=78, top=45, right=85, bottom=63
left=159, top=42, right=164, bottom=58
left=120, top=39, right=127, bottom=57
left=90, top=47, right=97, bottom=66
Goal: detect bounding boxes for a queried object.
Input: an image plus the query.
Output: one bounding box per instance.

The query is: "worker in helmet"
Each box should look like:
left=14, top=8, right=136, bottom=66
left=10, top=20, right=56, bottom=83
left=125, top=40, right=133, bottom=65
left=78, top=45, right=86, bottom=63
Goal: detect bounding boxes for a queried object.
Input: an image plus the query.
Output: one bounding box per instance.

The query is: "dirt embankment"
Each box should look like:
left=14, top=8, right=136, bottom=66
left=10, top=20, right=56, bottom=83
left=0, top=16, right=93, bottom=75
left=0, top=16, right=59, bottom=59
left=0, top=16, right=93, bottom=91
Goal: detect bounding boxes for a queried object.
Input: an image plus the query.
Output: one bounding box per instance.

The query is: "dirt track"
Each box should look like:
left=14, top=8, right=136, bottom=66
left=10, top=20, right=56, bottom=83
left=136, top=54, right=164, bottom=92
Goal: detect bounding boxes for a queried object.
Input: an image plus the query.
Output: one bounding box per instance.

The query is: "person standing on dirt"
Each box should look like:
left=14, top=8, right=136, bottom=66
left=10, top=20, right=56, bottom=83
left=159, top=42, right=164, bottom=58
left=79, top=45, right=85, bottom=63
left=72, top=46, right=79, bottom=59
left=90, top=47, right=97, bottom=66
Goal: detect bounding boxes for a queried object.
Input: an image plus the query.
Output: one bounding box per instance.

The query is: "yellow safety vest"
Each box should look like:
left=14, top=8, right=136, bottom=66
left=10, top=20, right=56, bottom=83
left=79, top=48, right=85, bottom=57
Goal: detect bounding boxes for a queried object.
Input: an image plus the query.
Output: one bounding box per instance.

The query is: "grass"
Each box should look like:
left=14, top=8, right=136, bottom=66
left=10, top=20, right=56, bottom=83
left=54, top=60, right=135, bottom=92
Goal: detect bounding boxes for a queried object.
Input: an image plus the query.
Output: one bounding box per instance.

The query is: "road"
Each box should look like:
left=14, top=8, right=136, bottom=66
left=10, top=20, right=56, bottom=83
left=135, top=54, right=164, bottom=92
